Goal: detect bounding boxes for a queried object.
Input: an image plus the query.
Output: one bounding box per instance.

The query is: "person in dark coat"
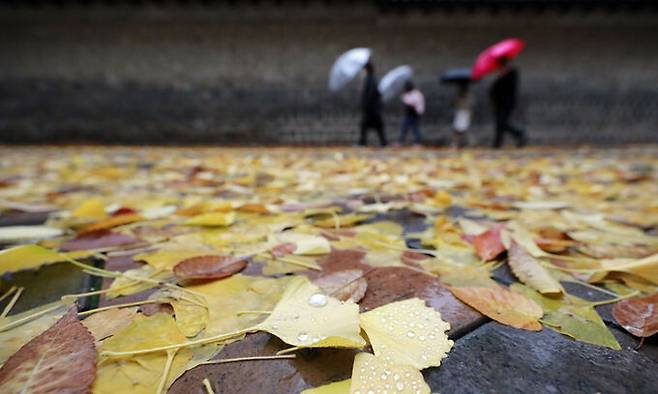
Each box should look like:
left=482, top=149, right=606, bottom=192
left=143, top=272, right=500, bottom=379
left=358, top=62, right=387, bottom=146
left=490, top=56, right=527, bottom=148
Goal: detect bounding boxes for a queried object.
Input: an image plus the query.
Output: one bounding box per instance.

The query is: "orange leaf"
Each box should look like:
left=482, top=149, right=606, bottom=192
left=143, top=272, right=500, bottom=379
left=79, top=213, right=144, bottom=234
left=0, top=308, right=96, bottom=393
left=173, top=255, right=248, bottom=280
left=473, top=225, right=506, bottom=261
left=449, top=285, right=543, bottom=331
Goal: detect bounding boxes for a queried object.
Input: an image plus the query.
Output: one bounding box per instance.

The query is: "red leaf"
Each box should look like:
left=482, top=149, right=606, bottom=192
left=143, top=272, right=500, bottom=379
left=0, top=308, right=96, bottom=393
left=473, top=225, right=506, bottom=261
left=271, top=242, right=297, bottom=258
left=612, top=293, right=658, bottom=338
left=173, top=255, right=248, bottom=280
left=111, top=207, right=138, bottom=217
left=60, top=229, right=138, bottom=251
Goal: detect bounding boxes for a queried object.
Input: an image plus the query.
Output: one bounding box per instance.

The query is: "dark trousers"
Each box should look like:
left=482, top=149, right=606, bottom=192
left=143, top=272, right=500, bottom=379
left=398, top=115, right=421, bottom=144
left=493, top=107, right=526, bottom=148
left=359, top=113, right=387, bottom=146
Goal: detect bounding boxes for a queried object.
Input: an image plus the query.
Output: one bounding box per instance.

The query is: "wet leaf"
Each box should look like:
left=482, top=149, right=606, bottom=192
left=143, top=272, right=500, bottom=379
left=508, top=241, right=562, bottom=295
left=612, top=293, right=658, bottom=338
left=257, top=276, right=365, bottom=348
left=600, top=254, right=658, bottom=285
left=0, top=308, right=96, bottom=394
left=173, top=255, right=248, bottom=280
left=313, top=269, right=368, bottom=303
left=349, top=352, right=430, bottom=394
left=449, top=285, right=543, bottom=331
left=360, top=298, right=453, bottom=369
left=314, top=213, right=370, bottom=228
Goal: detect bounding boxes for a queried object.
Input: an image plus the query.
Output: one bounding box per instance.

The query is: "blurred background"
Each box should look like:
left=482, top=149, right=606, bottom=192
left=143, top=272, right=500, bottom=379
left=0, top=0, right=656, bottom=146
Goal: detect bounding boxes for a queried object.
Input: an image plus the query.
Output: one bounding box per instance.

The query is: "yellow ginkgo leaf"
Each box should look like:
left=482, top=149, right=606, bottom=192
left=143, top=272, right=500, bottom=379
left=71, top=198, right=106, bottom=220
left=269, top=232, right=331, bottom=255
left=449, top=285, right=543, bottom=331
left=135, top=246, right=216, bottom=271
left=153, top=288, right=209, bottom=338
left=0, top=245, right=90, bottom=275
left=106, top=265, right=173, bottom=299
left=314, top=213, right=370, bottom=228
left=301, top=379, right=351, bottom=394
left=185, top=212, right=236, bottom=227
left=600, top=254, right=658, bottom=285
left=94, top=313, right=193, bottom=394
left=189, top=274, right=292, bottom=337
left=257, top=276, right=365, bottom=348
left=349, top=352, right=430, bottom=394
left=359, top=298, right=453, bottom=370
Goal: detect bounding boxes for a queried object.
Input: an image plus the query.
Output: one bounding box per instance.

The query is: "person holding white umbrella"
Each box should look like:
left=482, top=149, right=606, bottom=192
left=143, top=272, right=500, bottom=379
left=328, top=48, right=386, bottom=147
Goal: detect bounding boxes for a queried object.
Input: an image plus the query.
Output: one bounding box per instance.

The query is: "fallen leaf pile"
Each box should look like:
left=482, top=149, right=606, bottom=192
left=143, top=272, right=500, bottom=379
left=0, top=146, right=656, bottom=392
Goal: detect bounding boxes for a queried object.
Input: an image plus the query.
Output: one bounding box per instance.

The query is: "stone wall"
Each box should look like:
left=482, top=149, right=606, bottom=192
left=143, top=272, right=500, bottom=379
left=0, top=4, right=657, bottom=145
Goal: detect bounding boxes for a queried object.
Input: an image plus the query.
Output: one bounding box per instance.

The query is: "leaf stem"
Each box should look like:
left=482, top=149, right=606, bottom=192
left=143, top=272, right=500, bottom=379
left=78, top=298, right=167, bottom=317
left=202, top=378, right=215, bottom=394
left=198, top=354, right=295, bottom=365
left=0, top=286, right=24, bottom=318
left=236, top=310, right=272, bottom=315
left=257, top=253, right=322, bottom=271
left=100, top=327, right=253, bottom=357
left=586, top=290, right=640, bottom=307
left=156, top=349, right=177, bottom=394
left=0, top=303, right=63, bottom=332
left=276, top=346, right=302, bottom=355
left=0, top=286, right=18, bottom=303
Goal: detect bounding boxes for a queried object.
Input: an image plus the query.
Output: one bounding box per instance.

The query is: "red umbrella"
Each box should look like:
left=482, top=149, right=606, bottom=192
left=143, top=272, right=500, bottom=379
left=471, top=38, right=525, bottom=80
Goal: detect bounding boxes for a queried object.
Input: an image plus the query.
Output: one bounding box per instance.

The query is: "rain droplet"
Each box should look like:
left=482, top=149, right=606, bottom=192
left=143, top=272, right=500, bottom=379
left=406, top=330, right=416, bottom=338
left=308, top=293, right=328, bottom=307
left=381, top=374, right=388, bottom=380
left=396, top=382, right=405, bottom=391
left=297, top=332, right=309, bottom=342
left=419, top=336, right=426, bottom=341
left=393, top=374, right=400, bottom=381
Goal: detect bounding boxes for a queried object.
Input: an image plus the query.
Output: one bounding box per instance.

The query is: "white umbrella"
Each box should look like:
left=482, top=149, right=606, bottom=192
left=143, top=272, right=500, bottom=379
left=378, top=65, right=413, bottom=102
left=328, top=48, right=371, bottom=92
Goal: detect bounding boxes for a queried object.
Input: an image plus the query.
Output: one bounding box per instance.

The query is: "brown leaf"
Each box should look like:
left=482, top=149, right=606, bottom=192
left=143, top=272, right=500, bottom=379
left=271, top=242, right=297, bottom=258
left=82, top=307, right=137, bottom=342
left=60, top=229, right=138, bottom=251
left=0, top=308, right=96, bottom=394
left=173, top=255, right=248, bottom=280
left=473, top=225, right=506, bottom=261
left=359, top=266, right=483, bottom=336
left=140, top=302, right=175, bottom=316
left=612, top=293, right=658, bottom=338
left=313, top=269, right=368, bottom=302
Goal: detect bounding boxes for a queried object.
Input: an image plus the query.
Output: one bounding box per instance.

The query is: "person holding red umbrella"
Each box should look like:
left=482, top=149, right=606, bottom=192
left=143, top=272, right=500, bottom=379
left=490, top=56, right=527, bottom=148
left=472, top=38, right=527, bottom=148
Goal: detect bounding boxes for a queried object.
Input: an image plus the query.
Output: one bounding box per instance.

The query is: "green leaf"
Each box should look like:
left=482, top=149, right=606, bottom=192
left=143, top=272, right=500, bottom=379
left=511, top=283, right=621, bottom=350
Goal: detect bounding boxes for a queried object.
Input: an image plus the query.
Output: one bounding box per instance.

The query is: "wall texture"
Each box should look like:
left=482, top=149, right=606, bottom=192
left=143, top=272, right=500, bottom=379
left=0, top=4, right=656, bottom=145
